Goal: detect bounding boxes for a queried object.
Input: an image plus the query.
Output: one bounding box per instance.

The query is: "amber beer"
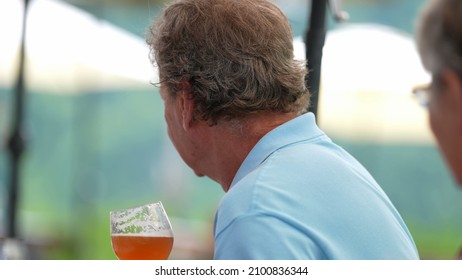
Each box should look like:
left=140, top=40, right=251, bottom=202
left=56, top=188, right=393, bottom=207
left=111, top=234, right=174, bottom=260
left=110, top=202, right=173, bottom=260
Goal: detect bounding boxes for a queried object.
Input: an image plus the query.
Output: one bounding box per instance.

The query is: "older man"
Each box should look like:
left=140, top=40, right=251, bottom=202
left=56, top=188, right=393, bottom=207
left=415, top=0, right=462, bottom=187
left=147, top=0, right=419, bottom=259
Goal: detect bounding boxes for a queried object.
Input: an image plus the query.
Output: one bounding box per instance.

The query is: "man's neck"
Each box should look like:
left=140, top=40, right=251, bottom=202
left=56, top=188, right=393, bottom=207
left=205, top=112, right=299, bottom=191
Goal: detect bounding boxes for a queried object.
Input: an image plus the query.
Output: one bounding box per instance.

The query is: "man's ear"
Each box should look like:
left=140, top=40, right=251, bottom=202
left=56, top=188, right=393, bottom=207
left=178, top=81, right=195, bottom=130
left=442, top=70, right=462, bottom=132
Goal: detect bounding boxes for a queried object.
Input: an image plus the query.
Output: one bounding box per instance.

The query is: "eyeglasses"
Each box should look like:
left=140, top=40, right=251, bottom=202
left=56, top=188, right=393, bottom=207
left=412, top=72, right=442, bottom=108
left=412, top=83, right=431, bottom=108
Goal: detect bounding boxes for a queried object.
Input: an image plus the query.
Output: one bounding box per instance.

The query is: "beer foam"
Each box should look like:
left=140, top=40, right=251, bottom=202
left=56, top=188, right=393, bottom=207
left=111, top=230, right=173, bottom=238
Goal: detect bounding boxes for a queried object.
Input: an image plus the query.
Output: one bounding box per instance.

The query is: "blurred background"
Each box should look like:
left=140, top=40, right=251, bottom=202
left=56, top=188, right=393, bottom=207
left=0, top=0, right=461, bottom=260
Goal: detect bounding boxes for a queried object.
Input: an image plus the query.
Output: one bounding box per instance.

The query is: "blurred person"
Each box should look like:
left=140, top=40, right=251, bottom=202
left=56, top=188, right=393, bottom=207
left=415, top=0, right=462, bottom=260
left=146, top=0, right=419, bottom=259
left=415, top=0, right=462, bottom=188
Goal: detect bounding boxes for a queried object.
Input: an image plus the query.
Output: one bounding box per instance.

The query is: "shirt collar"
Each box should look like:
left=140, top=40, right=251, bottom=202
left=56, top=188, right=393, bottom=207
left=229, top=112, right=325, bottom=189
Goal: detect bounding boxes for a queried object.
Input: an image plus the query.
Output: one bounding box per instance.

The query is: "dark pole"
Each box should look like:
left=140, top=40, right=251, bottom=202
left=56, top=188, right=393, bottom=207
left=305, top=0, right=348, bottom=122
left=305, top=0, right=328, bottom=120
left=6, top=0, right=30, bottom=240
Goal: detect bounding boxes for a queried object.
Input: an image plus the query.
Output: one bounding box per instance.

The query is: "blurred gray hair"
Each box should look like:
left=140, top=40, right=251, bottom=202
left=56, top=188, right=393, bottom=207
left=416, top=0, right=462, bottom=75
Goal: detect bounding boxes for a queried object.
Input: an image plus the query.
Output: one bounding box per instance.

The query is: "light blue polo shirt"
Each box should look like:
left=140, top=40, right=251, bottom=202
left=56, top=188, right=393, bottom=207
left=213, top=113, right=419, bottom=259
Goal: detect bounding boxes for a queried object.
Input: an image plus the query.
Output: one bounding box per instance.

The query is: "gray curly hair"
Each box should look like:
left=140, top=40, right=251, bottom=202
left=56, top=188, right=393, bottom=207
left=146, top=0, right=310, bottom=125
left=416, top=0, right=462, bottom=76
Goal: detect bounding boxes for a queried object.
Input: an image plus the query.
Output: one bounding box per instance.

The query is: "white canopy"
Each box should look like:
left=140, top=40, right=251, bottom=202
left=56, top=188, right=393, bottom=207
left=295, top=23, right=433, bottom=143
left=0, top=0, right=156, bottom=94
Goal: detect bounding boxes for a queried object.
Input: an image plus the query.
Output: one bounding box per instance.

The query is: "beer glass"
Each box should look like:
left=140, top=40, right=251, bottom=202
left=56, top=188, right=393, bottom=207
left=110, top=201, right=174, bottom=260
